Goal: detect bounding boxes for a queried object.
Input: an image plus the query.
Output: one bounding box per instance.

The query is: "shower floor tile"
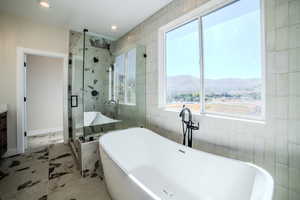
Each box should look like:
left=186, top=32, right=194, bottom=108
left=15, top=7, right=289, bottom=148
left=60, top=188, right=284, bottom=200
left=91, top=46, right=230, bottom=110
left=0, top=142, right=111, bottom=200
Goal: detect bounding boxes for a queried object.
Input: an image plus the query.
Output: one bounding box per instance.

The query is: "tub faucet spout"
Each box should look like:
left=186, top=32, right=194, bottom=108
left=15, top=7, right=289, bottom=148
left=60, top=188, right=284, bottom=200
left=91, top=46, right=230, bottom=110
left=179, top=105, right=199, bottom=148
left=179, top=106, right=192, bottom=123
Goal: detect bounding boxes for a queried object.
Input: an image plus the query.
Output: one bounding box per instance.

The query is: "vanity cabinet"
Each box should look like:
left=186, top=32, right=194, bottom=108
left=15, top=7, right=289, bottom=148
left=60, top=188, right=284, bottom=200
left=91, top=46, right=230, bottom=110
left=0, top=112, right=7, bottom=157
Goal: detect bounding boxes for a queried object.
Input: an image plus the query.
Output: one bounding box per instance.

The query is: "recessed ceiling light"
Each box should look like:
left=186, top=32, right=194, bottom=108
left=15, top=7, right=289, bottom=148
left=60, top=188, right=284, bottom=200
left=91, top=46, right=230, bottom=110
left=39, top=0, right=50, bottom=8
left=111, top=25, right=117, bottom=31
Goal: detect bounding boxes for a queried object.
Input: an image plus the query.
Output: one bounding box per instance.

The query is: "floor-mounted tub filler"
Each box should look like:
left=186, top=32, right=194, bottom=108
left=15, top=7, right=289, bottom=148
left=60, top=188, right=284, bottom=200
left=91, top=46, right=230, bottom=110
left=99, top=128, right=273, bottom=200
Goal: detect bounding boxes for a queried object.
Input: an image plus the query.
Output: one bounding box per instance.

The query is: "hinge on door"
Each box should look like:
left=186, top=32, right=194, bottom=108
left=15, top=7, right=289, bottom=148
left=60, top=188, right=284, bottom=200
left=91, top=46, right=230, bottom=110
left=24, top=62, right=27, bottom=67
left=24, top=97, right=27, bottom=102
left=24, top=131, right=27, bottom=137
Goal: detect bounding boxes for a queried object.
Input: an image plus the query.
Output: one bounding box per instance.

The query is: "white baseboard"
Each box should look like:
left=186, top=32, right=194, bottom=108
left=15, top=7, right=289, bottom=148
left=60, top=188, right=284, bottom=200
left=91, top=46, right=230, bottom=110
left=3, top=148, right=19, bottom=158
left=27, top=127, right=63, bottom=136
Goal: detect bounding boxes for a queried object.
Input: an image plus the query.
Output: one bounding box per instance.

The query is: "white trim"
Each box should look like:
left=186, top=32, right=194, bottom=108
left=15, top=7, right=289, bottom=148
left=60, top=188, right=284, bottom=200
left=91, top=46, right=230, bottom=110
left=23, top=54, right=28, bottom=149
left=164, top=108, right=266, bottom=125
left=158, top=0, right=266, bottom=121
left=260, top=0, right=267, bottom=120
left=158, top=0, right=236, bottom=34
left=16, top=47, right=69, bottom=154
left=198, top=17, right=205, bottom=113
left=27, top=127, right=63, bottom=136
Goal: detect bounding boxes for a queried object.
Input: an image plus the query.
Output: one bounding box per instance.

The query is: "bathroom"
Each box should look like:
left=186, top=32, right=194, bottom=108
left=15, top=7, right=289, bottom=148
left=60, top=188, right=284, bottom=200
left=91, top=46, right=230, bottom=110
left=0, top=0, right=299, bottom=199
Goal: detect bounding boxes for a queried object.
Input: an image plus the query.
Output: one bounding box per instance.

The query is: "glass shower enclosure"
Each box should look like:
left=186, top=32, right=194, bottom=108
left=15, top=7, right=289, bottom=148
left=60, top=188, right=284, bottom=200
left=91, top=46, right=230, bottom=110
left=68, top=30, right=146, bottom=173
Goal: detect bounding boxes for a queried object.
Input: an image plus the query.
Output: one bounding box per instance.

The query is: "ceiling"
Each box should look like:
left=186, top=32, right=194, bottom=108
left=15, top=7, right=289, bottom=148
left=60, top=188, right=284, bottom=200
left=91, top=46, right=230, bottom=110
left=0, top=0, right=173, bottom=40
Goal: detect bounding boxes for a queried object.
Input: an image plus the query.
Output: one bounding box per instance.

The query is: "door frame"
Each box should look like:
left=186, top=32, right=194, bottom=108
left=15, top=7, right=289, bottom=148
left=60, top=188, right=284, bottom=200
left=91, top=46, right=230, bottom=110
left=16, top=47, right=69, bottom=154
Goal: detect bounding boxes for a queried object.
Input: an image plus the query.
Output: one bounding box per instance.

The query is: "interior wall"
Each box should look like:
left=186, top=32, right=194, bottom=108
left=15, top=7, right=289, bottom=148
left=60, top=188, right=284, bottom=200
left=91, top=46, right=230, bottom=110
left=0, top=12, right=69, bottom=152
left=26, top=55, right=63, bottom=134
left=112, top=0, right=300, bottom=199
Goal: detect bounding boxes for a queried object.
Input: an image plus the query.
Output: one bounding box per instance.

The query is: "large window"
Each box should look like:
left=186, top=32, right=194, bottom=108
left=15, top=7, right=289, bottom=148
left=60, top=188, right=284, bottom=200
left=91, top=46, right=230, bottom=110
left=114, top=48, right=136, bottom=105
left=166, top=20, right=200, bottom=112
left=162, top=0, right=264, bottom=119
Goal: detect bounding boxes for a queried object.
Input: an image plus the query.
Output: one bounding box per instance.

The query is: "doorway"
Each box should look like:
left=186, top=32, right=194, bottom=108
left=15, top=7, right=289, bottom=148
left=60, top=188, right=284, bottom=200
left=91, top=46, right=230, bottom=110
left=25, top=55, right=64, bottom=151
left=16, top=48, right=68, bottom=154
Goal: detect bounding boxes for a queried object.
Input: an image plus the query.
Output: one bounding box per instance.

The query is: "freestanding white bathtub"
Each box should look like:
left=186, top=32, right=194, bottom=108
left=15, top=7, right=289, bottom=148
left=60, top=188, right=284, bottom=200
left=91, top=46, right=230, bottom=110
left=99, top=128, right=273, bottom=200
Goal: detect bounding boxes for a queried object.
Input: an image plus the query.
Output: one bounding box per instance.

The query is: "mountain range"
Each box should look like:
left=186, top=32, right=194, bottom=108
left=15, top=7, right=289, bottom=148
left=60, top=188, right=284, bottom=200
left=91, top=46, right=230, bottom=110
left=167, top=75, right=261, bottom=95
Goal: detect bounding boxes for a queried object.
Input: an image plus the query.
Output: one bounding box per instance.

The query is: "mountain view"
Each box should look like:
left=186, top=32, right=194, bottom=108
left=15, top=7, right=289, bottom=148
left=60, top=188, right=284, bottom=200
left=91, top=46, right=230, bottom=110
left=166, top=75, right=262, bottom=116
left=167, top=75, right=261, bottom=95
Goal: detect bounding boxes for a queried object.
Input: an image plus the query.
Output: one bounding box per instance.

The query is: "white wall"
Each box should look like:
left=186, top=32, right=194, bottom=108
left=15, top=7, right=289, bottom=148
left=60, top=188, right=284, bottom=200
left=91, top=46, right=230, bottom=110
left=0, top=12, right=68, bottom=152
left=26, top=55, right=63, bottom=134
left=112, top=0, right=300, bottom=199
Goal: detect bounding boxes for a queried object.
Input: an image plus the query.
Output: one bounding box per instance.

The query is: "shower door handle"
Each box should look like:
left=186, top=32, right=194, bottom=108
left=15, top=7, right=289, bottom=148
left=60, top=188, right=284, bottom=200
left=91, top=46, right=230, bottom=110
left=71, top=95, right=78, bottom=108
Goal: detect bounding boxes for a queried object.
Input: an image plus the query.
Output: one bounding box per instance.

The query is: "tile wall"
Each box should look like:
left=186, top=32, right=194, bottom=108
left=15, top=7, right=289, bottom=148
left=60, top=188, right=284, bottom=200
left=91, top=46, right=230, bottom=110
left=112, top=0, right=300, bottom=199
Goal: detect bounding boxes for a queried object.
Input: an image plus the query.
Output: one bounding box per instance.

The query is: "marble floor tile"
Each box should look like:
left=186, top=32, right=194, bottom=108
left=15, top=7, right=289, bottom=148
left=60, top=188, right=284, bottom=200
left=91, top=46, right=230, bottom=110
left=48, top=176, right=111, bottom=200
left=27, top=131, right=64, bottom=152
left=0, top=148, right=49, bottom=200
left=0, top=139, right=111, bottom=200
left=48, top=144, right=81, bottom=193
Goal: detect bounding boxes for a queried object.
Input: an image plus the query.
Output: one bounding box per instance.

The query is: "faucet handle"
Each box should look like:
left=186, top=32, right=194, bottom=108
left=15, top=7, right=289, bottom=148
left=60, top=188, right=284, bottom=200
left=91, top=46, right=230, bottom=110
left=190, top=121, right=200, bottom=130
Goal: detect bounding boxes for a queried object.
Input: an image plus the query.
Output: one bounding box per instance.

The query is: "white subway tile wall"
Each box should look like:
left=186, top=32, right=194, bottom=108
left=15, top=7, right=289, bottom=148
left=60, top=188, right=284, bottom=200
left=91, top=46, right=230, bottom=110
left=111, top=0, right=300, bottom=199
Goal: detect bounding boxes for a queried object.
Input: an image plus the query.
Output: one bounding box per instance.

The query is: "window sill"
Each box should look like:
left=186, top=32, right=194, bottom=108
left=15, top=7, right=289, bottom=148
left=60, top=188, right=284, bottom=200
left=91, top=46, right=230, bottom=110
left=162, top=108, right=266, bottom=125
left=202, top=113, right=265, bottom=124
left=119, top=103, right=136, bottom=106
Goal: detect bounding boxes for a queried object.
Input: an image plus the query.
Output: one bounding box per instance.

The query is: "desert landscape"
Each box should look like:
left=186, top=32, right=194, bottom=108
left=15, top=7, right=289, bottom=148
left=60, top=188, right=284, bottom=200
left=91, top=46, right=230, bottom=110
left=166, top=75, right=262, bottom=117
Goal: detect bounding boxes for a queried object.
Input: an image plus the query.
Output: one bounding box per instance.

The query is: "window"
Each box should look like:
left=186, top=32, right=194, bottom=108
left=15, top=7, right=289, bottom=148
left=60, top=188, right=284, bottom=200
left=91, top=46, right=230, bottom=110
left=203, top=0, right=262, bottom=117
left=114, top=54, right=126, bottom=104
left=126, top=49, right=136, bottom=104
left=166, top=19, right=200, bottom=112
left=114, top=49, right=136, bottom=105
left=161, top=0, right=264, bottom=119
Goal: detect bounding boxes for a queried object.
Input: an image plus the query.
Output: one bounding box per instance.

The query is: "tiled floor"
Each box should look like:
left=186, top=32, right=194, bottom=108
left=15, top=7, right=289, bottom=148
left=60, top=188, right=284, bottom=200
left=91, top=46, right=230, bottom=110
left=27, top=132, right=64, bottom=151
left=0, top=133, right=111, bottom=200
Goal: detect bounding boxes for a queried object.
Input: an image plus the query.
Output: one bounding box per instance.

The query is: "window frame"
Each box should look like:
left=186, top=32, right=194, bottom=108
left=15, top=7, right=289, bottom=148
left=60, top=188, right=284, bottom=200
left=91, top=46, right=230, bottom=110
left=158, top=0, right=266, bottom=121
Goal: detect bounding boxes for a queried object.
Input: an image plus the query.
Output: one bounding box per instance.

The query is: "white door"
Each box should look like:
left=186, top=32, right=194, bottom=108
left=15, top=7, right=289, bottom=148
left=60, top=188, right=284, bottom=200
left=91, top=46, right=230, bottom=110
left=24, top=54, right=28, bottom=149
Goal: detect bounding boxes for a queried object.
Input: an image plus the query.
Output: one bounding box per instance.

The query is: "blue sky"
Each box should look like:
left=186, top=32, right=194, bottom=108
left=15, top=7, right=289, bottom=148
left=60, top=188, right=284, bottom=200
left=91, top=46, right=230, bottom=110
left=166, top=0, right=261, bottom=80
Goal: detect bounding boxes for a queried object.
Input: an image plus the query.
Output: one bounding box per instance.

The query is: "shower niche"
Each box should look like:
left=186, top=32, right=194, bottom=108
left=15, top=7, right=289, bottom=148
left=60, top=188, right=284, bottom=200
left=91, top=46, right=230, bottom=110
left=68, top=30, right=146, bottom=176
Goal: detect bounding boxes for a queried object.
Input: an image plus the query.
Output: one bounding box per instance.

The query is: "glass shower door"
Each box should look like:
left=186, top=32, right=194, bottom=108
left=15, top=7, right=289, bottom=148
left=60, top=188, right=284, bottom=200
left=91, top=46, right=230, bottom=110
left=69, top=53, right=84, bottom=141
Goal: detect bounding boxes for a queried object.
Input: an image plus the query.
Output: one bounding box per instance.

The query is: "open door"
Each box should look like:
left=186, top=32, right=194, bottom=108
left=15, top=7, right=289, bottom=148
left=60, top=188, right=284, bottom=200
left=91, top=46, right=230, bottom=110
left=23, top=54, right=28, bottom=150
